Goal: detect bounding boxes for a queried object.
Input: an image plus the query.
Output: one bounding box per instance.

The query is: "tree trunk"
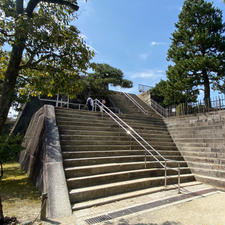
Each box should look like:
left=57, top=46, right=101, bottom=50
left=203, top=70, right=211, bottom=109
left=0, top=41, right=25, bottom=134
left=0, top=162, right=4, bottom=223
left=0, top=193, right=3, bottom=224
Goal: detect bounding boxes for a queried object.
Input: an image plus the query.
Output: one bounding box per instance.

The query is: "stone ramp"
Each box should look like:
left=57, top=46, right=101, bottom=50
left=56, top=108, right=195, bottom=211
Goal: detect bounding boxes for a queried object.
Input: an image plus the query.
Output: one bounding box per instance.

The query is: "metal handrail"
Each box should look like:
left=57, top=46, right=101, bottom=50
left=150, top=98, right=168, bottom=117
left=94, top=99, right=181, bottom=193
left=122, top=91, right=148, bottom=114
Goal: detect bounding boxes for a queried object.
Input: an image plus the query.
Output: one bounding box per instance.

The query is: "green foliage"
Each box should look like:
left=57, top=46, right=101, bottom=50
left=167, top=0, right=225, bottom=102
left=150, top=80, right=168, bottom=107
left=84, top=63, right=133, bottom=97
left=0, top=135, right=23, bottom=163
left=0, top=0, right=94, bottom=105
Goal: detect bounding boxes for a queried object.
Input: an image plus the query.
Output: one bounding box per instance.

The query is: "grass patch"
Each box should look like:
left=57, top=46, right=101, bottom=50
left=1, top=161, right=41, bottom=202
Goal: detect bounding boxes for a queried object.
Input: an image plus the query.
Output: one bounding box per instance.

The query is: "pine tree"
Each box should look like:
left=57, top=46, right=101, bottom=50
left=167, top=0, right=225, bottom=106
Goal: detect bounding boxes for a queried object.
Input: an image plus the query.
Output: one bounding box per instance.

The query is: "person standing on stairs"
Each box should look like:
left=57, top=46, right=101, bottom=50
left=86, top=96, right=94, bottom=111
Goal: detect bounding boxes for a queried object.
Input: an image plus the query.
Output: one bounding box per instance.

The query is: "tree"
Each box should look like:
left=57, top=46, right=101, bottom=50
left=150, top=80, right=168, bottom=107
left=0, top=0, right=94, bottom=134
left=150, top=78, right=198, bottom=107
left=84, top=63, right=133, bottom=97
left=167, top=0, right=225, bottom=106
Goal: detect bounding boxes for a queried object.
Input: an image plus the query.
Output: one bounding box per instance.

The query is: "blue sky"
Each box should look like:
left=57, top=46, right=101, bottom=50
left=76, top=0, right=225, bottom=95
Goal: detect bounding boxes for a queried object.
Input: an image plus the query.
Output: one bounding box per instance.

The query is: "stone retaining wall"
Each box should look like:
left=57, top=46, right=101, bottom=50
left=19, top=105, right=72, bottom=218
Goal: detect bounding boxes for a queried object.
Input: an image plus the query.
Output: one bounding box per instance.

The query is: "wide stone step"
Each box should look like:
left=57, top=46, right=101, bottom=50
left=168, top=125, right=223, bottom=131
left=69, top=174, right=195, bottom=203
left=178, top=142, right=225, bottom=149
left=63, top=155, right=184, bottom=167
left=61, top=144, right=178, bottom=151
left=60, top=134, right=173, bottom=142
left=64, top=161, right=189, bottom=178
left=190, top=167, right=225, bottom=179
left=174, top=138, right=224, bottom=144
left=181, top=150, right=225, bottom=158
left=186, top=161, right=225, bottom=171
left=194, top=174, right=225, bottom=190
left=59, top=127, right=170, bottom=136
left=60, top=132, right=172, bottom=140
left=72, top=181, right=200, bottom=211
left=62, top=150, right=181, bottom=159
left=57, top=121, right=167, bottom=132
left=57, top=115, right=165, bottom=126
left=184, top=156, right=225, bottom=165
left=60, top=139, right=175, bottom=146
left=67, top=167, right=191, bottom=189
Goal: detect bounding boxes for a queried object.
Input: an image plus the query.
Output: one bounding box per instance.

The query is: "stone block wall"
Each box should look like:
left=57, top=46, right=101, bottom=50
left=164, top=111, right=225, bottom=190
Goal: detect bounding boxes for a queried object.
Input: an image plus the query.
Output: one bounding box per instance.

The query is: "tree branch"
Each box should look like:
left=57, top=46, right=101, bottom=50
left=26, top=0, right=41, bottom=17
left=16, top=0, right=24, bottom=15
left=41, top=0, right=79, bottom=11
left=26, top=0, right=79, bottom=17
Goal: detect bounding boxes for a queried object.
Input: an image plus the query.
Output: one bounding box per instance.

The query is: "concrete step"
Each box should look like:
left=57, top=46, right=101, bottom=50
left=71, top=181, right=201, bottom=211
left=194, top=174, right=225, bottom=190
left=186, top=161, right=225, bottom=171
left=170, top=132, right=225, bottom=139
left=64, top=161, right=189, bottom=178
left=57, top=114, right=165, bottom=126
left=60, top=132, right=172, bottom=140
left=59, top=127, right=170, bottom=136
left=168, top=125, right=223, bottom=131
left=67, top=167, right=191, bottom=189
left=60, top=135, right=173, bottom=143
left=60, top=139, right=175, bottom=146
left=62, top=150, right=181, bottom=159
left=178, top=142, right=224, bottom=148
left=69, top=174, right=195, bottom=203
left=184, top=156, right=225, bottom=165
left=190, top=167, right=225, bottom=179
left=174, top=138, right=224, bottom=144
left=181, top=150, right=225, bottom=159
left=57, top=120, right=167, bottom=131
left=63, top=155, right=184, bottom=167
left=61, top=144, right=178, bottom=152
left=56, top=116, right=167, bottom=127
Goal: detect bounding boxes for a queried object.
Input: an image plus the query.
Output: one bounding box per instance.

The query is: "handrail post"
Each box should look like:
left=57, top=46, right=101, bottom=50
left=145, top=151, right=146, bottom=168
left=178, top=162, right=181, bottom=194
left=56, top=94, right=59, bottom=107
left=164, top=160, right=167, bottom=188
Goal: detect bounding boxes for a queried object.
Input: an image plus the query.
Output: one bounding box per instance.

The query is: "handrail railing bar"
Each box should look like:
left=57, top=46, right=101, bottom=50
left=94, top=99, right=180, bottom=172
left=95, top=99, right=165, bottom=161
left=122, top=92, right=148, bottom=114
left=95, top=99, right=181, bottom=193
left=95, top=101, right=163, bottom=167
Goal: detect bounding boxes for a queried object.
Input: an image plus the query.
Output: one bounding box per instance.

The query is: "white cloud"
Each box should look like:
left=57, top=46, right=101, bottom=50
left=130, top=69, right=164, bottom=79
left=139, top=53, right=149, bottom=60
left=151, top=41, right=167, bottom=46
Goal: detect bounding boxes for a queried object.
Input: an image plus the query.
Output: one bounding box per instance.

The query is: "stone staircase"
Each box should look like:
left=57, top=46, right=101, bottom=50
left=165, top=113, right=225, bottom=190
left=109, top=92, right=160, bottom=117
left=55, top=107, right=195, bottom=211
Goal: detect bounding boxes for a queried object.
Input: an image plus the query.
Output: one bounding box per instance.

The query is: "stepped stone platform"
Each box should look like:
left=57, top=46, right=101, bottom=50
left=19, top=91, right=225, bottom=219
left=165, top=111, right=225, bottom=190
left=56, top=103, right=194, bottom=211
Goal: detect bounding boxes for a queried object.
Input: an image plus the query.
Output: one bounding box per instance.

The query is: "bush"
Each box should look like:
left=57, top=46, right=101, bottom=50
left=0, top=135, right=23, bottom=164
